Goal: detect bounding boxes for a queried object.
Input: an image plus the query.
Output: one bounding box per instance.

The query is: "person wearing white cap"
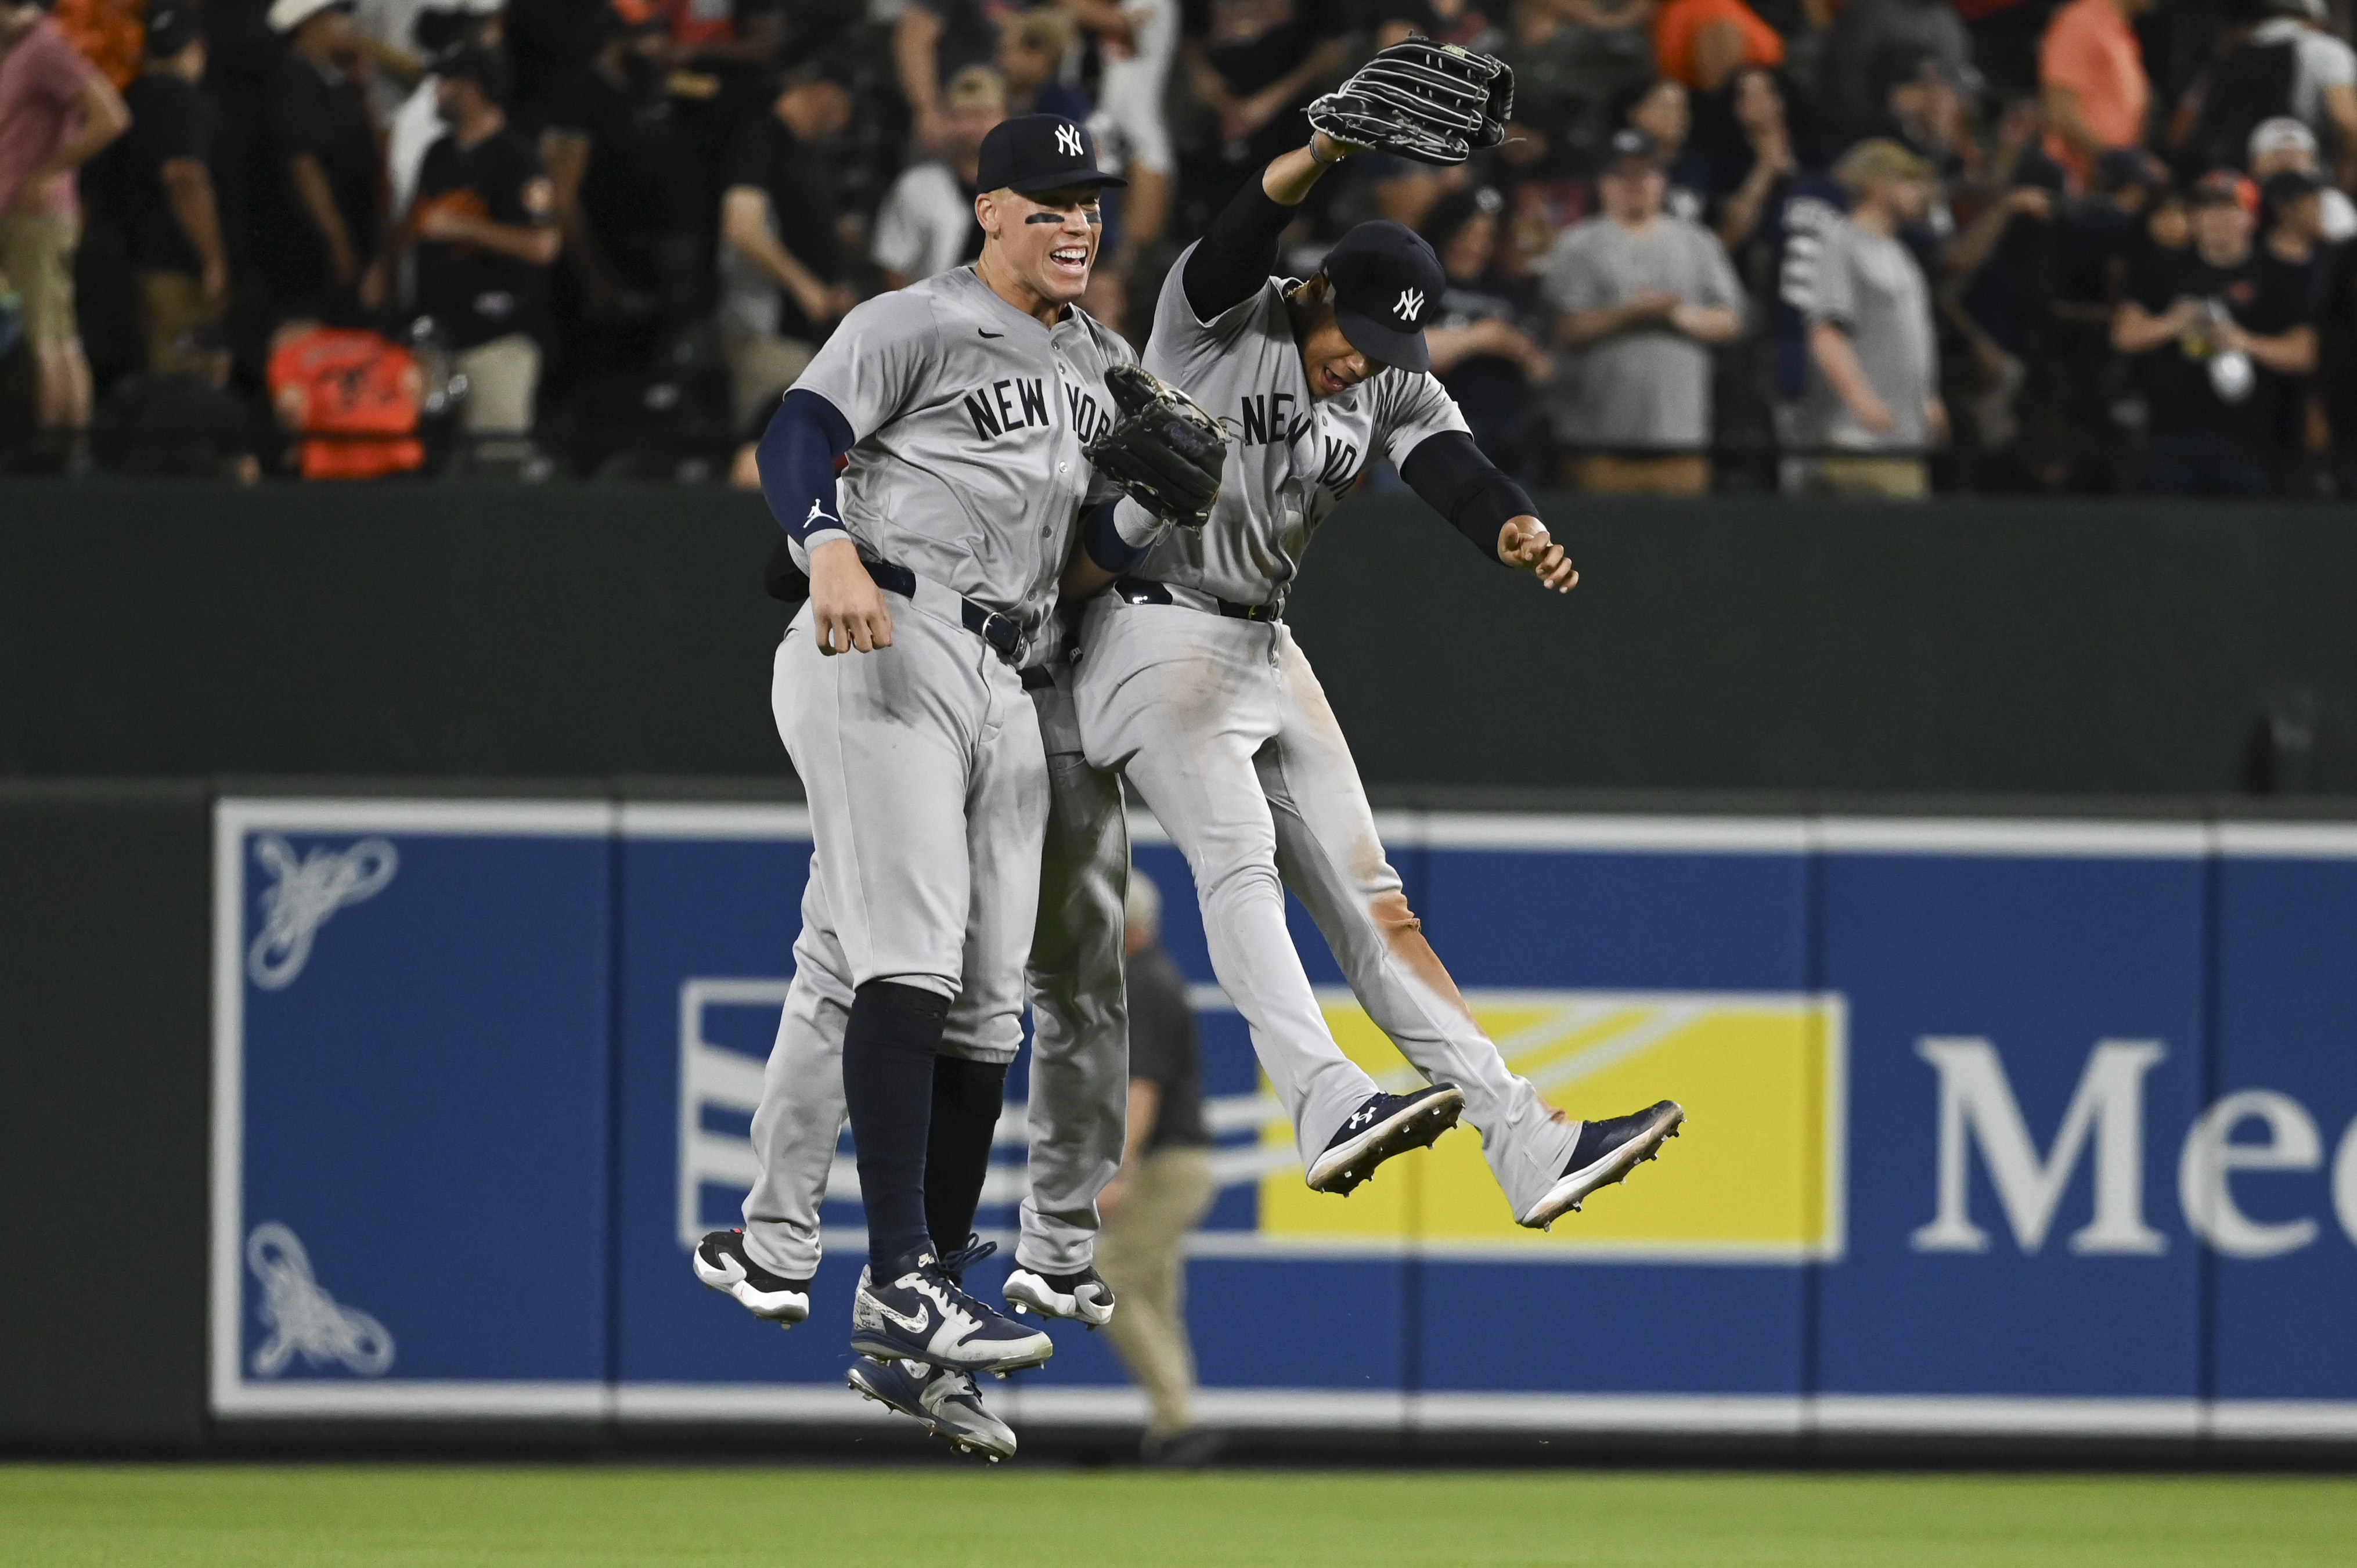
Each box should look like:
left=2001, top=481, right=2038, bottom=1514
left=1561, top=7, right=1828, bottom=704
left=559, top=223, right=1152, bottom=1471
left=2250, top=116, right=2357, bottom=241
left=258, top=0, right=386, bottom=313
left=2245, top=0, right=2357, bottom=188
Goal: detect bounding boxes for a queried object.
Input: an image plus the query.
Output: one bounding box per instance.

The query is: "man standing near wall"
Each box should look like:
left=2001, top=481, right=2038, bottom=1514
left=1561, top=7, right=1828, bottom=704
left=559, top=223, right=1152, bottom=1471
left=0, top=0, right=128, bottom=452
left=408, top=43, right=560, bottom=463
left=104, top=8, right=228, bottom=375
left=1098, top=873, right=1220, bottom=1467
left=1784, top=139, right=1945, bottom=499
left=1544, top=127, right=1746, bottom=495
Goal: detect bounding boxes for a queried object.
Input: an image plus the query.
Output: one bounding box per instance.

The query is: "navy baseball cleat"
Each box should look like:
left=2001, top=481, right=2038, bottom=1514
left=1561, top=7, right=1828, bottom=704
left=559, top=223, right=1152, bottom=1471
left=1306, top=1084, right=1466, bottom=1194
left=1003, top=1263, right=1116, bottom=1327
left=691, top=1229, right=810, bottom=1326
left=1517, top=1100, right=1686, bottom=1230
left=848, top=1358, right=1017, bottom=1462
left=850, top=1249, right=1055, bottom=1375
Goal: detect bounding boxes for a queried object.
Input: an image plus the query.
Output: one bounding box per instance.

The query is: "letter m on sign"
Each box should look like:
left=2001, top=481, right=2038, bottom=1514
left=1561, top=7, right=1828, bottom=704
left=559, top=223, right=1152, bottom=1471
left=1912, top=1038, right=2168, bottom=1255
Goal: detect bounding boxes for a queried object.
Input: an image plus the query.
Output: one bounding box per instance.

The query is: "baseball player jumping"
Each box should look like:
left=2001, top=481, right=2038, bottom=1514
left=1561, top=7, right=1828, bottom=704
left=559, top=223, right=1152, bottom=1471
left=1071, top=42, right=1686, bottom=1230
left=711, top=114, right=1154, bottom=1455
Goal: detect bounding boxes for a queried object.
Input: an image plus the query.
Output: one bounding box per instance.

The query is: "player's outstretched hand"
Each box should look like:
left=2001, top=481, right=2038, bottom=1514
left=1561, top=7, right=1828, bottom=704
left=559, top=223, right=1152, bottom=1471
left=807, top=539, right=894, bottom=654
left=1498, top=516, right=1576, bottom=593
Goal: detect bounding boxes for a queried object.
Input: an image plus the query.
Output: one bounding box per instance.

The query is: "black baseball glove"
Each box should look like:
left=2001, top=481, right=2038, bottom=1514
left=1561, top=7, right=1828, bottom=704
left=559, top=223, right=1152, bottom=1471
left=1306, top=38, right=1514, bottom=167
left=1085, top=363, right=1227, bottom=530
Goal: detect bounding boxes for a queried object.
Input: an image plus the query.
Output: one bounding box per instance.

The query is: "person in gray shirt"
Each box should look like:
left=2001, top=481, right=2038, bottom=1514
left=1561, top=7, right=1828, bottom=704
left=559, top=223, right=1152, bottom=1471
left=1782, top=138, right=1947, bottom=499
left=1542, top=128, right=1746, bottom=495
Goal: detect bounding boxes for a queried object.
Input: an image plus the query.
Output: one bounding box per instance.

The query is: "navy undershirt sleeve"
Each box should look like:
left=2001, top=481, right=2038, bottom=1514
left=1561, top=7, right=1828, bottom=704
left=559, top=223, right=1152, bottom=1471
left=1397, top=431, right=1539, bottom=565
left=756, top=388, right=856, bottom=552
left=1080, top=500, right=1151, bottom=574
left=1183, top=179, right=1297, bottom=323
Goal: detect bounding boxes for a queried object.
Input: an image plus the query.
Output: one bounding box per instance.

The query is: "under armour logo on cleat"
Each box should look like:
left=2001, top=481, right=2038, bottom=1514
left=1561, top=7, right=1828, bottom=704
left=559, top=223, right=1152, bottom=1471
left=1394, top=288, right=1425, bottom=322
left=1056, top=123, right=1084, bottom=157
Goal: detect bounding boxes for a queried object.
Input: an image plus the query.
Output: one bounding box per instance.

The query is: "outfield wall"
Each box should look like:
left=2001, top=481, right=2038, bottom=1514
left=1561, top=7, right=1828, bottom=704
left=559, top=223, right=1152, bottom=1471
left=184, top=793, right=2357, bottom=1454
left=7, top=484, right=2357, bottom=795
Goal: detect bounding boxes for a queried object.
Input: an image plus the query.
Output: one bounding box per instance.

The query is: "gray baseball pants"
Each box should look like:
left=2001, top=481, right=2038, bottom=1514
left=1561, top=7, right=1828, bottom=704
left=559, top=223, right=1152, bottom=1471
left=743, top=633, right=1131, bottom=1279
left=1072, top=595, right=1578, bottom=1220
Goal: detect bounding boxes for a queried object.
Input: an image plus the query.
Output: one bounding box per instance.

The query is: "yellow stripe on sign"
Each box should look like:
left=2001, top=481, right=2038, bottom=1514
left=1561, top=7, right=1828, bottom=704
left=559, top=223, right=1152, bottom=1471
left=1256, top=990, right=1846, bottom=1260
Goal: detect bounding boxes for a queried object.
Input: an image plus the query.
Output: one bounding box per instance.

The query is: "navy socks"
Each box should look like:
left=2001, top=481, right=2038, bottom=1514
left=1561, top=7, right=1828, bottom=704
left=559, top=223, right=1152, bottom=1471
left=925, top=1055, right=1010, bottom=1255
left=842, top=980, right=949, bottom=1272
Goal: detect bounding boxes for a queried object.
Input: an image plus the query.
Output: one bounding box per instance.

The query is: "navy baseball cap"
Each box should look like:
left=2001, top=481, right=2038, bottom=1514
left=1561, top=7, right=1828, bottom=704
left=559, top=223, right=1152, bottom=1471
left=1322, top=221, right=1446, bottom=374
left=976, top=115, right=1126, bottom=194
left=1603, top=128, right=1661, bottom=168
left=143, top=3, right=201, bottom=53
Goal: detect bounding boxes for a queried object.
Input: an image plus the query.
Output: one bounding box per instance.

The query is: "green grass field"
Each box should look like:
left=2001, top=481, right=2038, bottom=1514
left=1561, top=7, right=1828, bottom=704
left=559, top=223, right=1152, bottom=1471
left=5, top=1465, right=2355, bottom=1567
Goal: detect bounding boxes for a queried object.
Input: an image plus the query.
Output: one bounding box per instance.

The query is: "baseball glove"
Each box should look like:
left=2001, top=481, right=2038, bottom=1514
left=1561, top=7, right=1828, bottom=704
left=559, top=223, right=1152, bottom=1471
left=1086, top=363, right=1227, bottom=530
left=1305, top=38, right=1514, bottom=168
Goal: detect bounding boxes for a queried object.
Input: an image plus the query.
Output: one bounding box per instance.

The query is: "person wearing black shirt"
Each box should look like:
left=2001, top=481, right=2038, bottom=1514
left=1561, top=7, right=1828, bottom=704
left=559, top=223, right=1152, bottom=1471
left=1098, top=874, right=1220, bottom=1468
left=1180, top=0, right=1345, bottom=218
left=2113, top=169, right=2316, bottom=494
left=542, top=0, right=701, bottom=377
left=257, top=0, right=385, bottom=318
left=407, top=44, right=560, bottom=450
left=1419, top=186, right=1552, bottom=481
left=715, top=58, right=854, bottom=435
left=104, top=7, right=229, bottom=372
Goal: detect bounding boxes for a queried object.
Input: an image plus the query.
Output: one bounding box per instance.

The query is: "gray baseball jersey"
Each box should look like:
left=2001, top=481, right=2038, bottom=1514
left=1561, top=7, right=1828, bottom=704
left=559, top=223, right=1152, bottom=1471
left=793, top=265, right=1134, bottom=622
left=1130, top=249, right=1469, bottom=605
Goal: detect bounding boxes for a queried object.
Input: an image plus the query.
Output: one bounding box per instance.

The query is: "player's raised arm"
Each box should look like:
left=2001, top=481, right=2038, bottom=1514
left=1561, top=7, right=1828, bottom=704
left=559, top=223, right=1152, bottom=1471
left=1181, top=132, right=1365, bottom=324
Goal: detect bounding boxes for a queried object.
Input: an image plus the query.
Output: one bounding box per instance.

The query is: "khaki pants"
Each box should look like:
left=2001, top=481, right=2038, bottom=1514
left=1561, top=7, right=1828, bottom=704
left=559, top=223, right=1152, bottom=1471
left=138, top=270, right=223, bottom=373
left=1098, top=1145, right=1217, bottom=1437
left=1805, top=455, right=1928, bottom=498
left=0, top=209, right=78, bottom=347
left=723, top=328, right=815, bottom=435
left=1565, top=451, right=1711, bottom=495
left=456, top=334, right=542, bottom=436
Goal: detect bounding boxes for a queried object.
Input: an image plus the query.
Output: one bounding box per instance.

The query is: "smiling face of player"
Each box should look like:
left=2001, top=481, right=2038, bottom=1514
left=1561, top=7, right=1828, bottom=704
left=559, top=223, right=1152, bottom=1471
left=976, top=183, right=1103, bottom=323
left=1287, top=276, right=1379, bottom=399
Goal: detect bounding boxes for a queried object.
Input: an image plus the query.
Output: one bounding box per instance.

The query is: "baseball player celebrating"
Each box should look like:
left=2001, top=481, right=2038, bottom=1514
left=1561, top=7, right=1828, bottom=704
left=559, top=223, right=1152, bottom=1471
left=1071, top=42, right=1686, bottom=1228
left=710, top=114, right=1150, bottom=1455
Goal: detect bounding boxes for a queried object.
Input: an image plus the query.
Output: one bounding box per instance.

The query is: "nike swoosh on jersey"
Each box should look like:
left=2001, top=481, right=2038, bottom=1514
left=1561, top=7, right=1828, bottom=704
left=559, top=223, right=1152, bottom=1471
left=978, top=329, right=1004, bottom=338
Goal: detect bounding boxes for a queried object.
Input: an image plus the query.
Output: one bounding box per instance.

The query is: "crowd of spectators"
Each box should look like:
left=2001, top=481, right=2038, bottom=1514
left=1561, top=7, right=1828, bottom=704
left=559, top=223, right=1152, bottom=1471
left=8, top=0, right=2357, bottom=493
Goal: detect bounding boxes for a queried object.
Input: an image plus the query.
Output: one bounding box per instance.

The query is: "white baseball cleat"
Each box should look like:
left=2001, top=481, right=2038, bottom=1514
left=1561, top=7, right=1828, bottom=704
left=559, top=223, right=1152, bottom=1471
left=691, top=1229, right=810, bottom=1326
left=1516, top=1100, right=1685, bottom=1230
left=1003, top=1263, right=1116, bottom=1328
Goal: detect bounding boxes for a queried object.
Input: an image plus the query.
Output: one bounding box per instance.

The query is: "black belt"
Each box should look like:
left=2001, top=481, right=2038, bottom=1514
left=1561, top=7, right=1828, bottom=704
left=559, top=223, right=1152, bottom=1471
left=1019, top=664, right=1054, bottom=691
left=864, top=559, right=1027, bottom=661
left=1112, top=577, right=1284, bottom=622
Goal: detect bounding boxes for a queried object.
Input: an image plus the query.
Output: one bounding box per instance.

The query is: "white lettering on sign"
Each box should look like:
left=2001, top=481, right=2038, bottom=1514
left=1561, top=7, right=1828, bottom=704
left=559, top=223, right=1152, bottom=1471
left=2179, top=1090, right=2324, bottom=1259
left=1911, top=1038, right=2168, bottom=1256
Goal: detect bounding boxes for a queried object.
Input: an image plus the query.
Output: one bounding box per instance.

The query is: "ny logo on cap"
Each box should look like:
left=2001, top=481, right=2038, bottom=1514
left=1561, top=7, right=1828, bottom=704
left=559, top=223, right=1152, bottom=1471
left=1394, top=289, right=1425, bottom=323
left=1056, top=122, right=1084, bottom=157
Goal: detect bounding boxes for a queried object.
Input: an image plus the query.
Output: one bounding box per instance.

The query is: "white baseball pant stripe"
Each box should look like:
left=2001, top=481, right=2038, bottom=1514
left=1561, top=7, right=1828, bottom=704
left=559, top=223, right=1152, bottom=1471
left=1073, top=595, right=1578, bottom=1219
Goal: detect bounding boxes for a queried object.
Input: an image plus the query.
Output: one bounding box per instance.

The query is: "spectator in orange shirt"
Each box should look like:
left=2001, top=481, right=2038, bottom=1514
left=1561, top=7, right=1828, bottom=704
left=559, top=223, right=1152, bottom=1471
left=2041, top=0, right=2154, bottom=191
left=1652, top=0, right=1781, bottom=93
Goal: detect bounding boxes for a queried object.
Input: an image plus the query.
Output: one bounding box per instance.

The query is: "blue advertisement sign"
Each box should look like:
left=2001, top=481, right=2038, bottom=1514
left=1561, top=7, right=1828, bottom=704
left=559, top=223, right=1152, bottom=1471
left=210, top=801, right=2357, bottom=1441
